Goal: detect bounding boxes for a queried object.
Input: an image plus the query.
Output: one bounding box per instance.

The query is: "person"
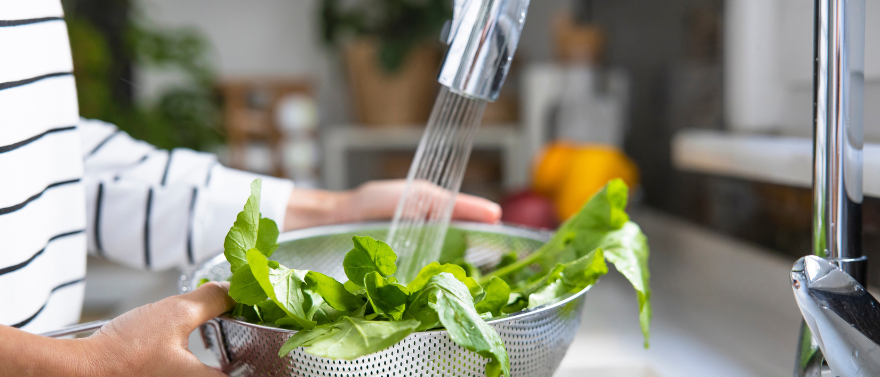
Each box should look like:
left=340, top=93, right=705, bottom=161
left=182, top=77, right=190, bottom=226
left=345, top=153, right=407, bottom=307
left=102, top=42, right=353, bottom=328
left=0, top=2, right=502, bottom=376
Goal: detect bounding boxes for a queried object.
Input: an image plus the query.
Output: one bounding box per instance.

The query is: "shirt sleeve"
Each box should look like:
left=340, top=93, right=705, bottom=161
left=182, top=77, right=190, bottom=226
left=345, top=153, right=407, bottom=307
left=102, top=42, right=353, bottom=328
left=79, top=118, right=294, bottom=271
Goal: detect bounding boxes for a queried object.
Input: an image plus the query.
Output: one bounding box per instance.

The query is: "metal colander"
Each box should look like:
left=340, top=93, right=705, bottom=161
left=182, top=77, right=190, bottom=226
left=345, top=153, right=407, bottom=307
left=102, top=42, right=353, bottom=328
left=179, top=222, right=589, bottom=377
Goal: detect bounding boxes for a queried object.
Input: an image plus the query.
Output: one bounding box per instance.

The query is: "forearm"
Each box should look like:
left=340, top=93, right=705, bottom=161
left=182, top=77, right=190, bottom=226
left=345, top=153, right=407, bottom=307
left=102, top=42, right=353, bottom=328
left=0, top=325, right=97, bottom=377
left=284, top=189, right=351, bottom=230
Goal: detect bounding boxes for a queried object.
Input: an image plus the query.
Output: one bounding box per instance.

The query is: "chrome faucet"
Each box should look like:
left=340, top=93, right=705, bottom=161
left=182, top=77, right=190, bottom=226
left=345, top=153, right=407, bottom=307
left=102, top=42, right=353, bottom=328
left=792, top=255, right=880, bottom=376
left=792, top=0, right=871, bottom=375
left=438, top=0, right=530, bottom=101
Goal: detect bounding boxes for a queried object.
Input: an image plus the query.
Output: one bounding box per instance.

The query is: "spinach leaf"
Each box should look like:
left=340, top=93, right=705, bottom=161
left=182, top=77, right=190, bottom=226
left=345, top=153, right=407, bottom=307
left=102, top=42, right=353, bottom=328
left=599, top=222, right=651, bottom=347
left=483, top=179, right=652, bottom=346
left=405, top=273, right=510, bottom=377
left=501, top=293, right=527, bottom=314
left=256, top=217, right=280, bottom=258
left=343, top=280, right=366, bottom=296
left=228, top=264, right=269, bottom=305
left=248, top=248, right=316, bottom=329
left=231, top=303, right=260, bottom=323
left=364, top=271, right=409, bottom=321
left=474, top=277, right=510, bottom=317
left=255, top=300, right=287, bottom=324
left=343, top=236, right=397, bottom=286
left=303, top=289, right=347, bottom=325
left=278, top=317, right=420, bottom=360
left=453, top=259, right=481, bottom=279
left=527, top=249, right=607, bottom=308
left=224, top=180, right=263, bottom=272
left=407, top=262, right=483, bottom=300
left=305, top=271, right=364, bottom=312
left=561, top=248, right=608, bottom=290
left=223, top=179, right=282, bottom=272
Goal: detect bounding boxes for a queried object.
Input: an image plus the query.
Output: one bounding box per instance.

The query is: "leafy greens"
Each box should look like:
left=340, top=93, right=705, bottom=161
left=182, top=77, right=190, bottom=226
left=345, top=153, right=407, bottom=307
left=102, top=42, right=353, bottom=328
left=220, top=178, right=651, bottom=377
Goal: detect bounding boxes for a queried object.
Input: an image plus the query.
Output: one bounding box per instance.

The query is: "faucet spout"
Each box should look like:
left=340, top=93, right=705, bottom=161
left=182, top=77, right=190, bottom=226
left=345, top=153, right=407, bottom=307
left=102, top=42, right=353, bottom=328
left=792, top=256, right=880, bottom=376
left=438, top=0, right=530, bottom=101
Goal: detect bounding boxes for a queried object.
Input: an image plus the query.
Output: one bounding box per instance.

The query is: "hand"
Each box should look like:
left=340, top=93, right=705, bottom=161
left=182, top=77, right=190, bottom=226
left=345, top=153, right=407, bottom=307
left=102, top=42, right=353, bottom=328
left=81, top=281, right=235, bottom=376
left=0, top=282, right=234, bottom=377
left=284, top=180, right=502, bottom=231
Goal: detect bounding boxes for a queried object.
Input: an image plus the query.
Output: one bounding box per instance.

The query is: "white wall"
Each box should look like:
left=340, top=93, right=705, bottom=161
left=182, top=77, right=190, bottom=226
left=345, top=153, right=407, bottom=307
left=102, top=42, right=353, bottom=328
left=724, top=0, right=880, bottom=141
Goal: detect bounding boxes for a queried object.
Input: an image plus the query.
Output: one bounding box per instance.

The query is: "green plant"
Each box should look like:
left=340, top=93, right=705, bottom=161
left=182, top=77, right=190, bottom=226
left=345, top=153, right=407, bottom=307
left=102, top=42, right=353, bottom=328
left=320, top=0, right=452, bottom=72
left=63, top=0, right=223, bottom=151
left=218, top=179, right=651, bottom=377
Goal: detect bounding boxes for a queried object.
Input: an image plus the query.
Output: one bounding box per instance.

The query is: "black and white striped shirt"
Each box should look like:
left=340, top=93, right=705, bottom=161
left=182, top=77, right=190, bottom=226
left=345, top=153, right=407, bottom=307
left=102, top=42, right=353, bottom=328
left=1, top=1, right=294, bottom=334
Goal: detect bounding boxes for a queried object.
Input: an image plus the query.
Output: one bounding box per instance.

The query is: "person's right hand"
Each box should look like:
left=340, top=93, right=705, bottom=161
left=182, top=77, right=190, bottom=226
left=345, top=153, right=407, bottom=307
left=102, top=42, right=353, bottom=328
left=81, top=281, right=235, bottom=376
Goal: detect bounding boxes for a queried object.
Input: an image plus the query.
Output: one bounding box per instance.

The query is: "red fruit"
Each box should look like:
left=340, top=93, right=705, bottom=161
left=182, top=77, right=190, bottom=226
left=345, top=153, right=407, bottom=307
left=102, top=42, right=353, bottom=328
left=500, top=190, right=559, bottom=229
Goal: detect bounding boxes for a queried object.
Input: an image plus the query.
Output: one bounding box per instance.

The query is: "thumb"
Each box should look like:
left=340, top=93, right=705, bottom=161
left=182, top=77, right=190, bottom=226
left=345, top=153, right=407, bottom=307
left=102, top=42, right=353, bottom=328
left=168, top=281, right=235, bottom=332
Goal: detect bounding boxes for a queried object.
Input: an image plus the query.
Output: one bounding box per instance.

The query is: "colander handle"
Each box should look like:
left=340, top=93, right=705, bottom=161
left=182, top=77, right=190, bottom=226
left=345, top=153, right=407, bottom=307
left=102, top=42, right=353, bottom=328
left=39, top=319, right=111, bottom=338
left=202, top=318, right=230, bottom=365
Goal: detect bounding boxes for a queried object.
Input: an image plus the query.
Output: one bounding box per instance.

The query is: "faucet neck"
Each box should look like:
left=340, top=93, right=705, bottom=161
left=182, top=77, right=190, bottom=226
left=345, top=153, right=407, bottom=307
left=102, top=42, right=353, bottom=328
left=812, top=0, right=866, bottom=283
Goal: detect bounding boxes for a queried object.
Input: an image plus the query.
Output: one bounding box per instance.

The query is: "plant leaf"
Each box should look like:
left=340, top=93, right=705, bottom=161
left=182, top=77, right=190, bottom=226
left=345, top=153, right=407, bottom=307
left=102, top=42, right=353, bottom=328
left=364, top=271, right=409, bottom=321
left=344, top=280, right=366, bottom=296
left=228, top=264, right=268, bottom=305
left=278, top=317, right=420, bottom=360
left=248, top=248, right=316, bottom=329
left=255, top=300, right=287, bottom=324
left=224, top=179, right=262, bottom=272
left=230, top=303, right=260, bottom=323
left=474, top=277, right=510, bottom=317
left=305, top=271, right=365, bottom=312
left=527, top=249, right=607, bottom=308
left=256, top=217, right=280, bottom=258
left=600, top=222, right=651, bottom=347
left=405, top=273, right=510, bottom=377
left=407, top=262, right=483, bottom=300
left=561, top=248, right=608, bottom=291
left=343, top=236, right=397, bottom=286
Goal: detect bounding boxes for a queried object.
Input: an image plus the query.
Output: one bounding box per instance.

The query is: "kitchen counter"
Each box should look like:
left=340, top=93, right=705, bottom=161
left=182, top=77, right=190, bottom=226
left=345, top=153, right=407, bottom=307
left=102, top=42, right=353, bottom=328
left=555, top=209, right=803, bottom=376
left=82, top=209, right=805, bottom=376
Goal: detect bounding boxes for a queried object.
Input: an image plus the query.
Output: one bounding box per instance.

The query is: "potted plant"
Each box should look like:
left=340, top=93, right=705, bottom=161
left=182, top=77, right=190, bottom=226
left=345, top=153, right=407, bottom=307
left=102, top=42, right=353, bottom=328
left=321, top=0, right=452, bottom=127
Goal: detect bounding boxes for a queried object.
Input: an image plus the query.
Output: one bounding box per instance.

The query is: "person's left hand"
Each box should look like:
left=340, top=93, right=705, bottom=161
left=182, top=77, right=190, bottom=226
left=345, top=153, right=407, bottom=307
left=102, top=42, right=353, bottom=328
left=284, top=180, right=502, bottom=231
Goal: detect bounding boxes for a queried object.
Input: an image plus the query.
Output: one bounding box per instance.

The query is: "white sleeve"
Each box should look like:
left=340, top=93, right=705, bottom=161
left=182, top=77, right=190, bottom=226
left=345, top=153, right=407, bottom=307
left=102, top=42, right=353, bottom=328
left=79, top=118, right=293, bottom=271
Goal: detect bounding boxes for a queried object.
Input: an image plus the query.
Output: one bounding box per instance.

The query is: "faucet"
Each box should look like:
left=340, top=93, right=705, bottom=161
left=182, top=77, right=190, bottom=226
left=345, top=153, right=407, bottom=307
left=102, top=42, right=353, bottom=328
left=792, top=255, right=880, bottom=375
left=792, top=0, right=870, bottom=375
left=438, top=0, right=530, bottom=101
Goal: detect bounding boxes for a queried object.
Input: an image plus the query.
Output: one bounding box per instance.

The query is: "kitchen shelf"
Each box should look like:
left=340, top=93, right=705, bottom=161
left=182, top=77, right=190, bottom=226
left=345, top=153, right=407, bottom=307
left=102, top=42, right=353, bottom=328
left=672, top=129, right=880, bottom=197
left=321, top=124, right=528, bottom=190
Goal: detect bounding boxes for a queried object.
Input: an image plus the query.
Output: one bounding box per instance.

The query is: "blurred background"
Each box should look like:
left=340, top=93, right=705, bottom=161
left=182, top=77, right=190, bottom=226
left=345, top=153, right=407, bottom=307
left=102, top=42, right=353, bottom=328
left=66, top=0, right=879, bottom=375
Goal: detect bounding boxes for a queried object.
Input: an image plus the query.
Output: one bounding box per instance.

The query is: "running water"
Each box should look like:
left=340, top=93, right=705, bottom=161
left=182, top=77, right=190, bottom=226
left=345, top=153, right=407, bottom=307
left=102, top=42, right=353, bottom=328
left=388, top=87, right=487, bottom=283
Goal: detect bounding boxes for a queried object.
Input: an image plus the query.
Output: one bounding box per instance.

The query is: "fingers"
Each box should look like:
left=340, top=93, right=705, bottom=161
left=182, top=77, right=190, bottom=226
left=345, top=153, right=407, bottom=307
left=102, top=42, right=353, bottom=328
left=350, top=179, right=502, bottom=224
left=451, top=193, right=502, bottom=223
left=168, top=281, right=235, bottom=332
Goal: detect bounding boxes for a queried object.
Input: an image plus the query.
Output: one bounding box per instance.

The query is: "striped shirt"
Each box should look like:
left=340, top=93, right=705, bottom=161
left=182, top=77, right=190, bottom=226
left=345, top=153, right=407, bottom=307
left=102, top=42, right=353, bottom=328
left=0, top=1, right=294, bottom=334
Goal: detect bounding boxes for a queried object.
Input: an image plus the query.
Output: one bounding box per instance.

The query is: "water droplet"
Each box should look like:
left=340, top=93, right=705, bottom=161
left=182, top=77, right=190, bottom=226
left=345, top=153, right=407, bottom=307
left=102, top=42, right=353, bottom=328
left=853, top=349, right=859, bottom=358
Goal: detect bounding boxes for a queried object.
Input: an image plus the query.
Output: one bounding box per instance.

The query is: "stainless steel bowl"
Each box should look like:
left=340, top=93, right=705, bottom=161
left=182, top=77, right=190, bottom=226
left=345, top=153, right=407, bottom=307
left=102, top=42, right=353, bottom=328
left=180, top=222, right=588, bottom=377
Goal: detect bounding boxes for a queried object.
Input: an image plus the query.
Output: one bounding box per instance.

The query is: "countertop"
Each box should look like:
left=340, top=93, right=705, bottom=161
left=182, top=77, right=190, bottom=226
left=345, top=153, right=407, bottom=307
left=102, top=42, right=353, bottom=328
left=82, top=209, right=805, bottom=376
left=554, top=209, right=802, bottom=376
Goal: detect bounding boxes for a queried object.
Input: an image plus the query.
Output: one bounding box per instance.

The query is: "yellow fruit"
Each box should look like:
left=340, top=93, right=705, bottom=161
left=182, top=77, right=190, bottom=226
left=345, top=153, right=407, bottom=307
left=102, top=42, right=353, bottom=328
left=532, top=142, right=578, bottom=198
left=554, top=147, right=639, bottom=220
